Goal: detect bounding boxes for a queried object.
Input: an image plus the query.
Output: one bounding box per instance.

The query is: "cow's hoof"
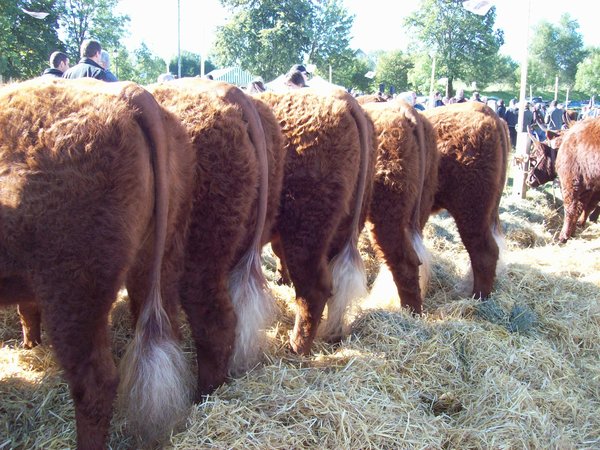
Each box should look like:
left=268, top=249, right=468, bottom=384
left=288, top=332, right=311, bottom=356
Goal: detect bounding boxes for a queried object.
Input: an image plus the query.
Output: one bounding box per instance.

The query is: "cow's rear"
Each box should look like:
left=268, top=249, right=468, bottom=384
left=0, top=78, right=196, bottom=447
left=423, top=102, right=509, bottom=299
left=259, top=89, right=376, bottom=354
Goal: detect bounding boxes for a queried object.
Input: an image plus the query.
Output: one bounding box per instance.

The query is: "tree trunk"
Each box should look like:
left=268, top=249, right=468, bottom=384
left=446, top=77, right=453, bottom=99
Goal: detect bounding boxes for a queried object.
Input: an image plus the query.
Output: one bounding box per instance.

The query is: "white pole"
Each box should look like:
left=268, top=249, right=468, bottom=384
left=554, top=76, right=559, bottom=101
left=177, top=0, right=181, bottom=78
left=429, top=54, right=436, bottom=109
left=512, top=0, right=533, bottom=200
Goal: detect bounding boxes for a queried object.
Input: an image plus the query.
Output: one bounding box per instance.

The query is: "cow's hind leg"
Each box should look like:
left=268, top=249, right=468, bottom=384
left=270, top=232, right=292, bottom=285
left=179, top=265, right=236, bottom=398
left=453, top=217, right=499, bottom=299
left=34, top=270, right=119, bottom=450
left=284, top=243, right=332, bottom=355
left=18, top=302, right=41, bottom=348
left=0, top=275, right=41, bottom=347
left=369, top=220, right=423, bottom=314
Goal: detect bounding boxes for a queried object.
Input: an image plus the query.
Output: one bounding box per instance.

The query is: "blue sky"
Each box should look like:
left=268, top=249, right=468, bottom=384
left=116, top=0, right=597, bottom=63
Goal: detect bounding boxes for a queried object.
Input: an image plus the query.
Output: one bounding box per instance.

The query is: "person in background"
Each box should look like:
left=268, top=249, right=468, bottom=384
left=470, top=91, right=484, bottom=102
left=545, top=100, right=564, bottom=131
left=496, top=99, right=506, bottom=119
left=99, top=50, right=118, bottom=82
left=434, top=91, right=445, bottom=107
left=285, top=70, right=306, bottom=89
left=63, top=39, right=108, bottom=80
left=398, top=90, right=418, bottom=107
left=504, top=99, right=519, bottom=148
left=41, top=51, right=69, bottom=78
left=157, top=73, right=175, bottom=83
left=247, top=76, right=266, bottom=93
left=288, top=64, right=310, bottom=85
left=520, top=102, right=534, bottom=132
left=454, top=88, right=467, bottom=103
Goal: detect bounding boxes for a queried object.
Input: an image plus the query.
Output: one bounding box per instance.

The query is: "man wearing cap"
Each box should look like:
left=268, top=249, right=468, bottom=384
left=289, top=64, right=310, bottom=84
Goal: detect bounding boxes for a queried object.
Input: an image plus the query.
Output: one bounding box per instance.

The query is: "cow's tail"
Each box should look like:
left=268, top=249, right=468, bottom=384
left=493, top=116, right=510, bottom=275
left=319, top=94, right=370, bottom=340
left=116, top=84, right=192, bottom=446
left=221, top=87, right=274, bottom=375
left=405, top=105, right=431, bottom=297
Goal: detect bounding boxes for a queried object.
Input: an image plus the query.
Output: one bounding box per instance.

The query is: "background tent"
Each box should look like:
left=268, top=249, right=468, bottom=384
left=206, top=67, right=255, bottom=87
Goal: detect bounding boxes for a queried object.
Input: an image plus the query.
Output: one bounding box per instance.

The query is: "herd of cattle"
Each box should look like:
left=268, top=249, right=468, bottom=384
left=0, top=77, right=596, bottom=449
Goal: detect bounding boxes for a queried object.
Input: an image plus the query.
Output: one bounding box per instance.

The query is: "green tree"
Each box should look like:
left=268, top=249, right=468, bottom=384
left=326, top=49, right=373, bottom=92
left=0, top=0, right=63, bottom=80
left=404, top=0, right=504, bottom=97
left=529, top=14, right=586, bottom=89
left=306, top=0, right=354, bottom=71
left=56, top=0, right=129, bottom=61
left=491, top=54, right=518, bottom=88
left=407, top=52, right=435, bottom=94
left=168, top=51, right=216, bottom=78
left=214, top=0, right=312, bottom=80
left=375, top=50, right=413, bottom=95
left=213, top=0, right=354, bottom=82
left=574, top=47, right=600, bottom=96
left=130, top=42, right=167, bottom=85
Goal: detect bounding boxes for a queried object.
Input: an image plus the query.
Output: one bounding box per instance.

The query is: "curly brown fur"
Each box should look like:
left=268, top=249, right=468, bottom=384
left=362, top=100, right=439, bottom=314
left=423, top=101, right=509, bottom=299
left=258, top=90, right=376, bottom=354
left=147, top=79, right=284, bottom=394
left=554, top=118, right=600, bottom=241
left=0, top=77, right=196, bottom=448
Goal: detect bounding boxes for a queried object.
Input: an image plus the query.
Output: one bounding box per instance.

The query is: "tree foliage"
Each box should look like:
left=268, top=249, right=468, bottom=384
left=404, top=0, right=504, bottom=96
left=529, top=14, right=586, bottom=88
left=168, top=51, right=216, bottom=78
left=56, top=0, right=129, bottom=61
left=213, top=0, right=354, bottom=81
left=574, top=47, right=600, bottom=96
left=375, top=50, right=413, bottom=95
left=328, top=49, right=373, bottom=93
left=0, top=0, right=63, bottom=80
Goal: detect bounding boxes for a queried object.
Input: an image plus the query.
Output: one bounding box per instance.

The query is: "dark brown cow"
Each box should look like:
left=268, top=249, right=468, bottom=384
left=423, top=102, right=509, bottom=300
left=258, top=89, right=376, bottom=355
left=362, top=99, right=439, bottom=314
left=527, top=117, right=600, bottom=242
left=0, top=78, right=196, bottom=448
left=147, top=78, right=284, bottom=395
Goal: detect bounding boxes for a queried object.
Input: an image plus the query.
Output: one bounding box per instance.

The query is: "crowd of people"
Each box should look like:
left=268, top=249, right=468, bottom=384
left=41, top=39, right=118, bottom=82
left=40, top=41, right=596, bottom=150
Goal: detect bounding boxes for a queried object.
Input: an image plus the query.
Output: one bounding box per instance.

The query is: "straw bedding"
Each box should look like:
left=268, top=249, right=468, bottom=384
left=1, top=184, right=599, bottom=449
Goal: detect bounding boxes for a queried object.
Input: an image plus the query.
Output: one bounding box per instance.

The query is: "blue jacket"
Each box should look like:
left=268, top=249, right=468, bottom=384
left=62, top=58, right=107, bottom=81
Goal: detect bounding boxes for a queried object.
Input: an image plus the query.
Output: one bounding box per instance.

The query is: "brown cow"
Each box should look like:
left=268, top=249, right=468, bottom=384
left=527, top=118, right=600, bottom=242
left=0, top=78, right=196, bottom=448
left=362, top=99, right=439, bottom=314
left=423, top=102, right=509, bottom=300
left=257, top=89, right=376, bottom=355
left=147, top=78, right=285, bottom=395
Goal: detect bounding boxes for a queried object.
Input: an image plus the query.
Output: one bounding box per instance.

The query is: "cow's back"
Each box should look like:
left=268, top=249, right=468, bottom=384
left=0, top=77, right=196, bottom=447
left=0, top=79, right=155, bottom=271
left=423, top=102, right=507, bottom=221
left=423, top=101, right=509, bottom=299
left=556, top=117, right=600, bottom=187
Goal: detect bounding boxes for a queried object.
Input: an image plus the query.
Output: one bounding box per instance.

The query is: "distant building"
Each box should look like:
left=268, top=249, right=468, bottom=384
left=205, top=67, right=256, bottom=87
